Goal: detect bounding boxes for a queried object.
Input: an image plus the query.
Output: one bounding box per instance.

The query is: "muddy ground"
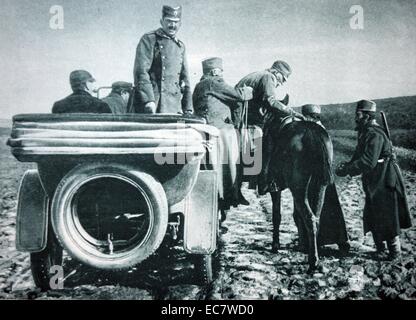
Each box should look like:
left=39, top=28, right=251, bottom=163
left=0, top=131, right=415, bottom=300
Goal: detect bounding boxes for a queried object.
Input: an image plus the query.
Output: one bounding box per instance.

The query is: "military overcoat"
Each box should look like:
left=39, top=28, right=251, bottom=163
left=193, top=75, right=249, bottom=128
left=344, top=123, right=412, bottom=240
left=102, top=92, right=127, bottom=115
left=133, top=28, right=192, bottom=114
left=235, top=70, right=294, bottom=127
left=193, top=75, right=250, bottom=209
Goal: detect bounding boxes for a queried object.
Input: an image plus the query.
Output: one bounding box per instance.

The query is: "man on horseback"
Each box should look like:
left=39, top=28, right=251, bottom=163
left=235, top=60, right=305, bottom=196
left=336, top=100, right=412, bottom=260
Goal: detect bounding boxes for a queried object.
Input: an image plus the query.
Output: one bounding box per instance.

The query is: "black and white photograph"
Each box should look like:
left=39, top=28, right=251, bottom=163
left=0, top=0, right=415, bottom=304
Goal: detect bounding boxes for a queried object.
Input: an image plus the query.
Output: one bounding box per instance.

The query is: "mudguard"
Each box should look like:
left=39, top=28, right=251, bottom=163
left=15, top=170, right=48, bottom=252
left=184, top=170, right=218, bottom=254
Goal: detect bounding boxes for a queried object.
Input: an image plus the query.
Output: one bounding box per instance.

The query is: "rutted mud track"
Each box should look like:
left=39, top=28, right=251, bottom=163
left=1, top=167, right=415, bottom=300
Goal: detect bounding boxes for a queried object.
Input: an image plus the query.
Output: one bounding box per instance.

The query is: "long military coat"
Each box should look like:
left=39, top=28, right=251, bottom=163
left=193, top=75, right=249, bottom=128
left=52, top=90, right=111, bottom=114
left=344, top=123, right=412, bottom=240
left=193, top=75, right=250, bottom=208
left=133, top=28, right=192, bottom=114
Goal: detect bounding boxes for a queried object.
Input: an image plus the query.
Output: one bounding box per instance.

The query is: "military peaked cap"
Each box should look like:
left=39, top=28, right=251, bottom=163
left=162, top=5, right=182, bottom=21
left=356, top=100, right=376, bottom=112
left=202, top=57, right=223, bottom=74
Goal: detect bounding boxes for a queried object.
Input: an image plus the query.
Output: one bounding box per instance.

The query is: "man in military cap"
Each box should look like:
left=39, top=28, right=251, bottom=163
left=235, top=61, right=305, bottom=195
left=52, top=70, right=111, bottom=114
left=133, top=5, right=193, bottom=114
left=336, top=100, right=411, bottom=260
left=102, top=81, right=133, bottom=114
left=235, top=60, right=304, bottom=127
left=193, top=57, right=253, bottom=211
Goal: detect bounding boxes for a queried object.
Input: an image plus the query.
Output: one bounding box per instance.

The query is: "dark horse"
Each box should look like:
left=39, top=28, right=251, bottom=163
left=264, top=116, right=334, bottom=272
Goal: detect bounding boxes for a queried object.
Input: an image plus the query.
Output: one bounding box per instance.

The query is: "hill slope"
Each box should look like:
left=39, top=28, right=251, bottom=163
left=319, top=95, right=416, bottom=130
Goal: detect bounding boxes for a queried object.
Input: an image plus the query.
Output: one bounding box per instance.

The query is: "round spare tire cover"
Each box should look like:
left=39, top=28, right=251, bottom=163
left=51, top=162, right=168, bottom=270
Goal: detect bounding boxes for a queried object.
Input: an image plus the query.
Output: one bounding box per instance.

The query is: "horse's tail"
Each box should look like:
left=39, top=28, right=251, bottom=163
left=302, top=124, right=334, bottom=186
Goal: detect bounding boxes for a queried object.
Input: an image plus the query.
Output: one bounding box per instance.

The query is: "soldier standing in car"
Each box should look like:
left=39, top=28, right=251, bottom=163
left=133, top=5, right=193, bottom=114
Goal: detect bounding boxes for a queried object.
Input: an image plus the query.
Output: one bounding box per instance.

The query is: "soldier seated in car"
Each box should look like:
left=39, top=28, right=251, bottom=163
left=102, top=81, right=133, bottom=114
left=52, top=70, right=111, bottom=114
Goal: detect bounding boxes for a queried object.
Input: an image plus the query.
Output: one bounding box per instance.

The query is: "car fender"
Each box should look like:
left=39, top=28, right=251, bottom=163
left=16, top=170, right=49, bottom=252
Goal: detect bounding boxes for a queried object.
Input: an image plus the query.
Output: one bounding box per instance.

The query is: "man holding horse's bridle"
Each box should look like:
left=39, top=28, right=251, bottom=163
left=235, top=61, right=306, bottom=195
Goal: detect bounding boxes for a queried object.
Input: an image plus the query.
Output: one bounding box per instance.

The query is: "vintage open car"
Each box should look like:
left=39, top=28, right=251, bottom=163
left=7, top=113, right=221, bottom=290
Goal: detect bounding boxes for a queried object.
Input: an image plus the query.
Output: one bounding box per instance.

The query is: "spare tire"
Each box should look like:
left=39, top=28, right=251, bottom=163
left=51, top=162, right=168, bottom=270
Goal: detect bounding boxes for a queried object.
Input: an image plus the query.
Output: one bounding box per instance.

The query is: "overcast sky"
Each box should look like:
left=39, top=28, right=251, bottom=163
left=1, top=0, right=415, bottom=118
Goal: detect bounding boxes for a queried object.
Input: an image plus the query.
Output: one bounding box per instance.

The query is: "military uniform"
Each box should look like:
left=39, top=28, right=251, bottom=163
left=342, top=123, right=411, bottom=242
left=193, top=58, right=252, bottom=209
left=235, top=70, right=294, bottom=127
left=102, top=92, right=127, bottom=114
left=133, top=28, right=192, bottom=114
left=52, top=90, right=111, bottom=114
left=235, top=66, right=296, bottom=195
left=102, top=82, right=132, bottom=114
left=193, top=75, right=250, bottom=128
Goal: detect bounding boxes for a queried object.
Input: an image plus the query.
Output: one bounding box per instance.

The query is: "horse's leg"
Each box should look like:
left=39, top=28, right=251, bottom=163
left=312, top=185, right=327, bottom=250
left=271, top=191, right=282, bottom=253
left=302, top=182, right=328, bottom=272
left=293, top=181, right=320, bottom=272
left=293, top=201, right=308, bottom=253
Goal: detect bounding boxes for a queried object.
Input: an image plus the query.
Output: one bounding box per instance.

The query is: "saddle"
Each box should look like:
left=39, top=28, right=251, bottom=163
left=264, top=114, right=302, bottom=138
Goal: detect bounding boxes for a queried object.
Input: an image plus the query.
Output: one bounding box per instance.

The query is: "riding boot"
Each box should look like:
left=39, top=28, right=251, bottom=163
left=266, top=132, right=287, bottom=192
left=387, top=236, right=402, bottom=260
left=257, top=131, right=276, bottom=196
left=257, top=175, right=268, bottom=195
left=259, top=158, right=269, bottom=195
left=257, top=158, right=271, bottom=195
